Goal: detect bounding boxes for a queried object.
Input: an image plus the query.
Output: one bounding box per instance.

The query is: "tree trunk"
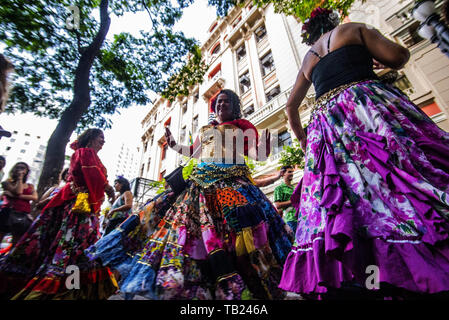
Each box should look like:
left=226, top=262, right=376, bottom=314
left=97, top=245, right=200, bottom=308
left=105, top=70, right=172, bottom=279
left=36, top=0, right=111, bottom=197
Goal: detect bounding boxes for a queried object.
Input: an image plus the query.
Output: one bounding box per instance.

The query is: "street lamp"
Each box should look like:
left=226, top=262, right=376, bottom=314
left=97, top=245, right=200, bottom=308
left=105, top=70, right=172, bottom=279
left=412, top=0, right=449, bottom=57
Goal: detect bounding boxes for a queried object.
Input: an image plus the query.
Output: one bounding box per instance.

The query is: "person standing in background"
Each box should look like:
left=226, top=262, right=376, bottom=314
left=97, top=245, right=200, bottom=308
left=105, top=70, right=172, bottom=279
left=274, top=166, right=297, bottom=234
left=0, top=156, right=5, bottom=183
left=0, top=128, right=118, bottom=300
left=0, top=162, right=37, bottom=247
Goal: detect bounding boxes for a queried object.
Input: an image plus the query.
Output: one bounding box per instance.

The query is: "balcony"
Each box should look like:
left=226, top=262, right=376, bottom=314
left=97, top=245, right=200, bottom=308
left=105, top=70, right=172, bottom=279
left=247, top=87, right=292, bottom=127
left=203, top=73, right=226, bottom=101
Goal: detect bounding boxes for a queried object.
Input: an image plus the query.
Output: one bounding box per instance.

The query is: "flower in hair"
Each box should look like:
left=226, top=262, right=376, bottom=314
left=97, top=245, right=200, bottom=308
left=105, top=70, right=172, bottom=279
left=70, top=140, right=80, bottom=150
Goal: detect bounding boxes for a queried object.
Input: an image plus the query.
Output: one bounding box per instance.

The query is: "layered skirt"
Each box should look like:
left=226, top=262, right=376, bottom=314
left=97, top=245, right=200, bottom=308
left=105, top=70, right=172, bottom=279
left=279, top=79, right=449, bottom=298
left=87, top=163, right=293, bottom=300
left=0, top=199, right=118, bottom=299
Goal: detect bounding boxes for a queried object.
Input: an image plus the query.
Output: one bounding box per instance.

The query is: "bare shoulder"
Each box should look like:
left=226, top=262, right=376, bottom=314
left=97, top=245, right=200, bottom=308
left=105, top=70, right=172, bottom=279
left=331, top=23, right=366, bottom=46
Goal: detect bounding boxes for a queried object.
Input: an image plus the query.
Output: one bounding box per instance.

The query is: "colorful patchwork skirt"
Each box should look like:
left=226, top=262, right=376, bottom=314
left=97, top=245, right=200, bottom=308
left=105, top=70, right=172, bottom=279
left=89, top=163, right=293, bottom=300
left=280, top=79, right=449, bottom=298
left=0, top=199, right=118, bottom=300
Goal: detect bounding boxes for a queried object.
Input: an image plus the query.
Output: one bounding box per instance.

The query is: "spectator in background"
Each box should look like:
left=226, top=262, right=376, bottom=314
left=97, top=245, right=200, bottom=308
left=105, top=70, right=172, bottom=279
left=102, top=176, right=133, bottom=235
left=0, top=156, right=5, bottom=183
left=0, top=128, right=118, bottom=300
left=274, top=166, right=297, bottom=234
left=35, top=168, right=69, bottom=209
left=0, top=162, right=37, bottom=247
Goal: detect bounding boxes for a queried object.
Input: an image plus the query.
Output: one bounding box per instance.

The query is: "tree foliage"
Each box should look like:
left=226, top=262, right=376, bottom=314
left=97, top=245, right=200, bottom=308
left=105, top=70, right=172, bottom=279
left=278, top=138, right=305, bottom=169
left=1, top=0, right=206, bottom=130
left=214, top=0, right=364, bottom=22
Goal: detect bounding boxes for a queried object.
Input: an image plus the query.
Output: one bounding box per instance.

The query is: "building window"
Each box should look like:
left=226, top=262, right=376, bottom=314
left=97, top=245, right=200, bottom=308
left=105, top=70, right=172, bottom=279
left=25, top=133, right=30, bottom=137
left=20, top=149, right=26, bottom=153
left=274, top=130, right=292, bottom=154
left=236, top=44, right=246, bottom=61
left=243, top=104, right=254, bottom=118
left=211, top=42, right=221, bottom=55
left=10, top=138, right=15, bottom=143
left=394, top=73, right=414, bottom=95
left=182, top=102, right=187, bottom=114
left=255, top=24, right=267, bottom=42
left=209, top=21, right=218, bottom=33
left=144, top=142, right=148, bottom=153
left=192, top=115, right=198, bottom=134
left=13, top=131, right=17, bottom=134
left=147, top=157, right=151, bottom=171
left=180, top=126, right=186, bottom=144
left=208, top=63, right=222, bottom=80
left=239, top=71, right=251, bottom=94
left=193, top=91, right=199, bottom=104
left=266, top=85, right=281, bottom=102
left=161, top=144, right=168, bottom=160
left=232, top=15, right=242, bottom=29
left=36, top=152, right=43, bottom=158
left=39, top=145, right=46, bottom=151
left=6, top=146, right=11, bottom=151
left=260, top=51, right=275, bottom=77
left=25, top=141, right=30, bottom=145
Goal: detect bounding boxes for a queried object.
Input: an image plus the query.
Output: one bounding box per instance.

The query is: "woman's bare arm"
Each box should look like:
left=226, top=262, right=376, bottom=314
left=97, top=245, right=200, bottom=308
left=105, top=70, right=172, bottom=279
left=359, top=23, right=410, bottom=69
left=286, top=68, right=311, bottom=148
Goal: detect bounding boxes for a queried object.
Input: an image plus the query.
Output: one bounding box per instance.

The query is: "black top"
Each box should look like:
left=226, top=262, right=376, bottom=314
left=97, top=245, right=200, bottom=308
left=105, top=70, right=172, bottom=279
left=310, top=44, right=378, bottom=99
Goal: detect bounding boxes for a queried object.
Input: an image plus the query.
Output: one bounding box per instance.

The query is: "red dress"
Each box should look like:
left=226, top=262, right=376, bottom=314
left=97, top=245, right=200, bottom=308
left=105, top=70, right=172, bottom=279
left=0, top=147, right=118, bottom=300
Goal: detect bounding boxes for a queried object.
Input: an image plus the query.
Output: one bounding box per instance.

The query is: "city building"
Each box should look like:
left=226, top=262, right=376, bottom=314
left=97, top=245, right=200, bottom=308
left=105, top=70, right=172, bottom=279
left=110, top=142, right=140, bottom=182
left=138, top=0, right=449, bottom=201
left=0, top=130, right=48, bottom=186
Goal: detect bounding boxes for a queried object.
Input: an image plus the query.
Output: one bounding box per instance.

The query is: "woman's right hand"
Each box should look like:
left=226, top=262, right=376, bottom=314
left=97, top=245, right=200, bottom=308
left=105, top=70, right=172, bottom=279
left=165, top=127, right=177, bottom=148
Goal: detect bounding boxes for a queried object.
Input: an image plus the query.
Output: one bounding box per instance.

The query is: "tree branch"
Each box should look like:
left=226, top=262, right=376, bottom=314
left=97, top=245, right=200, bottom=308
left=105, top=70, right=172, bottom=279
left=142, top=0, right=157, bottom=29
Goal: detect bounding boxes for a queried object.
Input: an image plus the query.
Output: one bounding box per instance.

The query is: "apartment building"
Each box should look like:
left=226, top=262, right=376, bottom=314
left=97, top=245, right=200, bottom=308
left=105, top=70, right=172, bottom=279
left=139, top=0, right=449, bottom=200
left=1, top=130, right=49, bottom=186
left=110, top=142, right=140, bottom=182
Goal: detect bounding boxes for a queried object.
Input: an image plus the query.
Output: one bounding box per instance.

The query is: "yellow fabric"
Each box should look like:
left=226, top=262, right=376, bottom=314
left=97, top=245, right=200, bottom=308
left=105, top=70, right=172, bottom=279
left=71, top=192, right=91, bottom=214
left=247, top=174, right=256, bottom=185
left=235, top=227, right=255, bottom=256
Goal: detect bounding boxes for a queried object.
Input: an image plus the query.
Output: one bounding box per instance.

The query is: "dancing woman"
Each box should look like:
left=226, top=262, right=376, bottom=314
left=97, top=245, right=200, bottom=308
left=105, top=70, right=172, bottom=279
left=89, top=89, right=293, bottom=300
left=0, top=128, right=118, bottom=299
left=280, top=7, right=449, bottom=299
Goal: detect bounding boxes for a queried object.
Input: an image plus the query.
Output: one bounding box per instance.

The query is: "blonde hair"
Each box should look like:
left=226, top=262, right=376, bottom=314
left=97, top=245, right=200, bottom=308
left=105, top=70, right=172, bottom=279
left=0, top=54, right=14, bottom=113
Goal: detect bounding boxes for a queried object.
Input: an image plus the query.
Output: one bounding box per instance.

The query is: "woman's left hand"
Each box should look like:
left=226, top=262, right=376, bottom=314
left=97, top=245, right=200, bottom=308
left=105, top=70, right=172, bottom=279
left=2, top=190, right=14, bottom=198
left=299, top=137, right=307, bottom=151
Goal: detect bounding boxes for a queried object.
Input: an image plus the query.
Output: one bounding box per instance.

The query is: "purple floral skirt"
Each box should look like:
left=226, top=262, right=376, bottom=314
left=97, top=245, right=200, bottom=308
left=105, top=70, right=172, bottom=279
left=280, top=80, right=449, bottom=297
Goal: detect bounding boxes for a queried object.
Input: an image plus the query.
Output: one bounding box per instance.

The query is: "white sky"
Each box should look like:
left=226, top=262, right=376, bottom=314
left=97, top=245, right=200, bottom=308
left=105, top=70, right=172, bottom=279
left=1, top=1, right=218, bottom=174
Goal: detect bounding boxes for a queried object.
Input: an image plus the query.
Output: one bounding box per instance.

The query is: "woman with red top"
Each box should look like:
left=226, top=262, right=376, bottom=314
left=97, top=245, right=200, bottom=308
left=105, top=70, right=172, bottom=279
left=0, top=128, right=118, bottom=300
left=0, top=162, right=37, bottom=247
left=95, top=89, right=293, bottom=300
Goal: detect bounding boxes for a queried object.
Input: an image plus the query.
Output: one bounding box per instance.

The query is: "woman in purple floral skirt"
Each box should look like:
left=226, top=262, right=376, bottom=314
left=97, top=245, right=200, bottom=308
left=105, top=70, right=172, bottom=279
left=280, top=7, right=449, bottom=299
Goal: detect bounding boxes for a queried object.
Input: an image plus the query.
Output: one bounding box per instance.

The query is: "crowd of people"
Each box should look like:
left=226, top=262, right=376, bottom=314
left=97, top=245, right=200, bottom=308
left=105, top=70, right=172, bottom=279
left=0, top=7, right=448, bottom=300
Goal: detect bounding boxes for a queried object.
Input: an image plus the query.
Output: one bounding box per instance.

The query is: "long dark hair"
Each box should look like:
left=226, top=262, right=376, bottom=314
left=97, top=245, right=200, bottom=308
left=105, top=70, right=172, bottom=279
left=77, top=128, right=103, bottom=149
left=115, top=176, right=131, bottom=195
left=301, top=7, right=340, bottom=45
left=8, top=161, right=29, bottom=183
left=60, top=168, right=69, bottom=182
left=211, top=89, right=242, bottom=121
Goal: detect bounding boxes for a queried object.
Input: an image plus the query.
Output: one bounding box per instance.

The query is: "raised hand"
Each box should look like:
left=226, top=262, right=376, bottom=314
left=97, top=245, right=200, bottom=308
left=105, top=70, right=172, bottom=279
left=165, top=127, right=177, bottom=148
